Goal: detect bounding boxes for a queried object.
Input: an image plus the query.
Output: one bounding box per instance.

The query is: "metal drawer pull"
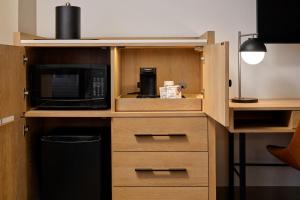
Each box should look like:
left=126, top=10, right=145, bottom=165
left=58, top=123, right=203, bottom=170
left=134, top=133, right=186, bottom=137
left=135, top=168, right=187, bottom=172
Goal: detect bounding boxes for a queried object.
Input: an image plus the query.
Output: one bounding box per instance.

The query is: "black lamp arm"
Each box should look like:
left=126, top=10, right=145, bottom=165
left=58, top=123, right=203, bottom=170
left=240, top=33, right=258, bottom=38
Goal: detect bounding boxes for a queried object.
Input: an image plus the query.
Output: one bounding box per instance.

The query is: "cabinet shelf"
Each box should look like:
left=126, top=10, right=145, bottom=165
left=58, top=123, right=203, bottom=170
left=229, top=110, right=295, bottom=133
left=24, top=110, right=113, bottom=118
left=24, top=110, right=206, bottom=118
left=15, top=32, right=211, bottom=47
left=19, top=38, right=207, bottom=47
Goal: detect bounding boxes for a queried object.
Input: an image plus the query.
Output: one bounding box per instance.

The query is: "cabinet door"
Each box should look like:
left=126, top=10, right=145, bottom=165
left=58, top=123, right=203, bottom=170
left=203, top=42, right=229, bottom=127
left=0, top=44, right=26, bottom=117
left=0, top=45, right=27, bottom=200
left=0, top=119, right=27, bottom=200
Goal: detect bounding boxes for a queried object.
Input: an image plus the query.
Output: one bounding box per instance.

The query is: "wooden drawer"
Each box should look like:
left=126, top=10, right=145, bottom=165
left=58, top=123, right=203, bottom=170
left=112, top=152, right=208, bottom=187
left=113, top=187, right=208, bottom=200
left=112, top=117, right=207, bottom=152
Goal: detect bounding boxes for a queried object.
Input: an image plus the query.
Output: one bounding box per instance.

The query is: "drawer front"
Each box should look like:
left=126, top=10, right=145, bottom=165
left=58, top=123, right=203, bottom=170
left=113, top=152, right=208, bottom=187
left=112, top=117, right=207, bottom=152
left=113, top=187, right=208, bottom=200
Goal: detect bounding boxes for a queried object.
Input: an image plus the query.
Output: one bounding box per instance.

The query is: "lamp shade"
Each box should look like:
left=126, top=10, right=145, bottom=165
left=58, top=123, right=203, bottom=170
left=240, top=38, right=267, bottom=65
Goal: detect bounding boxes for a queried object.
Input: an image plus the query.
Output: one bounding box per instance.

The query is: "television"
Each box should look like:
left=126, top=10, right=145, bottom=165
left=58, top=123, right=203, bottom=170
left=257, top=0, right=300, bottom=43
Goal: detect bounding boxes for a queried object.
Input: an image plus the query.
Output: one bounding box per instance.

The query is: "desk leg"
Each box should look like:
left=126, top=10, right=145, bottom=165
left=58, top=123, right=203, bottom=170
left=239, top=133, right=246, bottom=200
left=228, top=133, right=235, bottom=199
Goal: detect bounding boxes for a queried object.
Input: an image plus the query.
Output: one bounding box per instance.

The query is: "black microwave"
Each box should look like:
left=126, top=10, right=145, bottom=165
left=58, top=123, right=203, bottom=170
left=29, top=64, right=110, bottom=109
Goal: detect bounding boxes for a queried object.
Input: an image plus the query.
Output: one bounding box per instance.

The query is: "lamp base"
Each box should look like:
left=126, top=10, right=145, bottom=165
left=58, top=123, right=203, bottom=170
left=231, top=97, right=258, bottom=103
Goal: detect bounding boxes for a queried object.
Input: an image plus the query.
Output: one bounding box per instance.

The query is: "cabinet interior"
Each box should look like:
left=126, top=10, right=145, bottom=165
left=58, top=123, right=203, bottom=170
left=24, top=47, right=204, bottom=112
left=233, top=110, right=292, bottom=129
left=24, top=47, right=111, bottom=110
left=119, top=48, right=203, bottom=95
left=25, top=47, right=110, bottom=65
left=25, top=117, right=111, bottom=200
left=113, top=47, right=204, bottom=112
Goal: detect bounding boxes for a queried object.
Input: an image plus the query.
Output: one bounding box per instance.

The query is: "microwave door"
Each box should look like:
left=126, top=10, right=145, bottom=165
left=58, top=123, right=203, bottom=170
left=52, top=74, right=80, bottom=99
left=40, top=70, right=82, bottom=100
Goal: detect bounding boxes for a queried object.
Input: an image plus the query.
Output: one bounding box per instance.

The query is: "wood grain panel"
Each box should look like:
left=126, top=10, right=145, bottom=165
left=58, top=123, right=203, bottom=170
left=112, top=117, right=207, bottom=152
left=0, top=119, right=26, bottom=200
left=0, top=45, right=25, bottom=119
left=113, top=187, right=208, bottom=200
left=116, top=96, right=202, bottom=111
left=203, top=42, right=229, bottom=127
left=16, top=119, right=28, bottom=200
left=111, top=47, right=122, bottom=111
left=112, top=152, right=208, bottom=187
left=208, top=118, right=217, bottom=200
left=0, top=122, right=18, bottom=200
left=19, top=37, right=207, bottom=47
left=120, top=48, right=202, bottom=95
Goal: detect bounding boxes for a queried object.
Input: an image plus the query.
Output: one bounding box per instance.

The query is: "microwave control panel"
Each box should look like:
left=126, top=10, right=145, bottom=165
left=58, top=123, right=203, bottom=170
left=92, top=76, right=105, bottom=98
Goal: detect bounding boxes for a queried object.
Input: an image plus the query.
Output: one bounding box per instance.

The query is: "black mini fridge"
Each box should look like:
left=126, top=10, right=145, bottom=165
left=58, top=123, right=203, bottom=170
left=41, top=133, right=103, bottom=200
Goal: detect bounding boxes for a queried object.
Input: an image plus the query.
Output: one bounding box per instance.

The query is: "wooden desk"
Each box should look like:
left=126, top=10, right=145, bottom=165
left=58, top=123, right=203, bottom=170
left=227, top=99, right=300, bottom=200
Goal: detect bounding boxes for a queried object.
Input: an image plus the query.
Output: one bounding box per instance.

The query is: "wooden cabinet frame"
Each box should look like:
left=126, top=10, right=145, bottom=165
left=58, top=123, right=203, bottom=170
left=0, top=31, right=229, bottom=200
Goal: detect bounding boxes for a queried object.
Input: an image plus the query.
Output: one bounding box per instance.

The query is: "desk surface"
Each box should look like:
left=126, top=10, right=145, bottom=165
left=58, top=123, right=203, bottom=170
left=230, top=99, right=300, bottom=111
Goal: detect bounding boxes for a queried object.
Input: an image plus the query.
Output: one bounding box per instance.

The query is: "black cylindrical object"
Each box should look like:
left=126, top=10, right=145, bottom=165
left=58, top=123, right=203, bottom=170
left=56, top=3, right=81, bottom=39
left=41, top=134, right=102, bottom=200
left=139, top=68, right=157, bottom=98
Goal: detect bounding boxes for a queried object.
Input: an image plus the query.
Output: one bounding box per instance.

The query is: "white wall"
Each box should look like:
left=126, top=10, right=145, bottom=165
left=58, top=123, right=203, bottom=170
left=0, top=0, right=19, bottom=44
left=19, top=0, right=37, bottom=35
left=0, top=0, right=36, bottom=45
left=37, top=0, right=300, bottom=186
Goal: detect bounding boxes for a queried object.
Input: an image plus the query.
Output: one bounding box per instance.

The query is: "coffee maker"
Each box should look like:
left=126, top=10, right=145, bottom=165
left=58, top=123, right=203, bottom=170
left=138, top=68, right=157, bottom=98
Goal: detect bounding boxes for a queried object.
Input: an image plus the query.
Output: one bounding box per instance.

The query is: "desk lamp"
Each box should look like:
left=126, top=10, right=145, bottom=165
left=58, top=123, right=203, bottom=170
left=232, top=31, right=267, bottom=103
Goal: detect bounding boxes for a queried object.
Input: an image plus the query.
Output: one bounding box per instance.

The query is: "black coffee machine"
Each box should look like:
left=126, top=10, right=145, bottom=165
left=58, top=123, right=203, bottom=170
left=138, top=68, right=157, bottom=98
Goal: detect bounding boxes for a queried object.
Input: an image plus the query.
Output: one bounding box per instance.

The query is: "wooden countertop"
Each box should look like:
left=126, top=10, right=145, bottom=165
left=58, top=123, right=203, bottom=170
left=14, top=32, right=214, bottom=47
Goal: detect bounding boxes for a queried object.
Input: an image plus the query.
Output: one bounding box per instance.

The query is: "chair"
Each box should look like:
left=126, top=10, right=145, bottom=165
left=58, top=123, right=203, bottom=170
left=267, top=123, right=300, bottom=170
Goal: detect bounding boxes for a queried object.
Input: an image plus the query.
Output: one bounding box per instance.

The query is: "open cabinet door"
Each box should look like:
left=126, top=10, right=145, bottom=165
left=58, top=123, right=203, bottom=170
left=203, top=42, right=229, bottom=127
left=0, top=45, right=27, bottom=200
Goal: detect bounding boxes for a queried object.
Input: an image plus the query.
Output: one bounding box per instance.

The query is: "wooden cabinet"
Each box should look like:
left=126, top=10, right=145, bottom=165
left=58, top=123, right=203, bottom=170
left=112, top=117, right=211, bottom=200
left=0, top=45, right=27, bottom=200
left=0, top=31, right=229, bottom=200
left=112, top=41, right=230, bottom=124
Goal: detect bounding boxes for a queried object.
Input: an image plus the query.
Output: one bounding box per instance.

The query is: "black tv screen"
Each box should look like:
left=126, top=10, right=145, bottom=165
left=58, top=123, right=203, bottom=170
left=257, top=0, right=300, bottom=43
